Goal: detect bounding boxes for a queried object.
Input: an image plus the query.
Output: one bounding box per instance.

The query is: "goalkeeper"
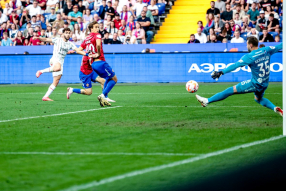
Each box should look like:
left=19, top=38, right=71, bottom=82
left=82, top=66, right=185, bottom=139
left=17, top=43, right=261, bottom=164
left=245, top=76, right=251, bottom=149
left=196, top=37, right=283, bottom=117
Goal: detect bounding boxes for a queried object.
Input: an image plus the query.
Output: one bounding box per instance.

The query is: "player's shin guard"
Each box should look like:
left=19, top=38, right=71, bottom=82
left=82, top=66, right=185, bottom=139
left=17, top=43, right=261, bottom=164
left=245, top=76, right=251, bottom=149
left=44, top=84, right=56, bottom=98
left=102, top=79, right=116, bottom=97
left=208, top=87, right=234, bottom=103
left=254, top=98, right=275, bottom=111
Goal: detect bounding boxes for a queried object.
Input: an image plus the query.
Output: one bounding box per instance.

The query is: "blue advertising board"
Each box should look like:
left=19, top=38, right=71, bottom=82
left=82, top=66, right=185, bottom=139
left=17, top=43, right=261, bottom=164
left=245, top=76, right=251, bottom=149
left=0, top=52, right=282, bottom=84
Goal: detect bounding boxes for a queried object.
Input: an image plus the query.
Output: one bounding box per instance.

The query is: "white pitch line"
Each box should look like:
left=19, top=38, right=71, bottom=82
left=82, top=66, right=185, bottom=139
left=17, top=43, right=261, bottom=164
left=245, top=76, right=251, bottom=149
left=123, top=106, right=261, bottom=108
left=0, top=93, right=282, bottom=95
left=0, top=106, right=122, bottom=123
left=60, top=135, right=285, bottom=191
left=0, top=152, right=199, bottom=156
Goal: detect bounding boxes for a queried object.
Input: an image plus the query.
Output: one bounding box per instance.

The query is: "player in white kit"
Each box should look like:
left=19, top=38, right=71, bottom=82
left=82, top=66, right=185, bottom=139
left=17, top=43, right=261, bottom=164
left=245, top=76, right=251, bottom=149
left=35, top=28, right=86, bottom=101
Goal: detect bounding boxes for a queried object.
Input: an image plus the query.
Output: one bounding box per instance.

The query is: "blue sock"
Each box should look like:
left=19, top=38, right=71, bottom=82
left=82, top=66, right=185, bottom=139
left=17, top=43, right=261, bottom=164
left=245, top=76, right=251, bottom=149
left=102, top=80, right=116, bottom=97
left=103, top=79, right=109, bottom=97
left=208, top=87, right=234, bottom=103
left=255, top=98, right=275, bottom=111
left=73, top=89, right=81, bottom=94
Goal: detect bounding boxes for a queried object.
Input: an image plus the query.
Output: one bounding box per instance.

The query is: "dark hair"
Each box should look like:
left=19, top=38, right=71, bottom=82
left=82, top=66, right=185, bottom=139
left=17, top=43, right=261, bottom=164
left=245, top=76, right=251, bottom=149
left=32, top=15, right=36, bottom=18
left=86, top=21, right=98, bottom=36
left=263, top=27, right=268, bottom=31
left=211, top=1, right=215, bottom=3
left=145, top=48, right=150, bottom=53
left=225, top=3, right=230, bottom=6
left=197, top=20, right=203, bottom=24
left=63, top=28, right=71, bottom=33
left=269, top=13, right=274, bottom=17
left=190, top=34, right=195, bottom=37
left=236, top=3, right=241, bottom=7
left=247, top=36, right=258, bottom=47
left=259, top=44, right=265, bottom=48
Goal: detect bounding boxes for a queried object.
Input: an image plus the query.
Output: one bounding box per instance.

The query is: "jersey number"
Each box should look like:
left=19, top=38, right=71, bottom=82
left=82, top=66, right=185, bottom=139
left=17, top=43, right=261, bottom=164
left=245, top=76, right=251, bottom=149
left=86, top=44, right=95, bottom=54
left=258, top=60, right=270, bottom=77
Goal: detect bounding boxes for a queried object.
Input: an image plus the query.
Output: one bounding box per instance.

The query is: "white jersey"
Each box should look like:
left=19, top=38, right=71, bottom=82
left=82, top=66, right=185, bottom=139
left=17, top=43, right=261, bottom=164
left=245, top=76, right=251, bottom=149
left=51, top=37, right=77, bottom=63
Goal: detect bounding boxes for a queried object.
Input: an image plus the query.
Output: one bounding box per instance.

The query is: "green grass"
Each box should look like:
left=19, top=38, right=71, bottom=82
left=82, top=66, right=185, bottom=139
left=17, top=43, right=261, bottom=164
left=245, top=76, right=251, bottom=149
left=0, top=83, right=284, bottom=191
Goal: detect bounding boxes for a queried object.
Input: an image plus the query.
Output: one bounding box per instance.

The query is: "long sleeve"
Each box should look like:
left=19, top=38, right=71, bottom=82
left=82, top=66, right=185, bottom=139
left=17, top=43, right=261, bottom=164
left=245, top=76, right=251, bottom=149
left=222, top=56, right=250, bottom=74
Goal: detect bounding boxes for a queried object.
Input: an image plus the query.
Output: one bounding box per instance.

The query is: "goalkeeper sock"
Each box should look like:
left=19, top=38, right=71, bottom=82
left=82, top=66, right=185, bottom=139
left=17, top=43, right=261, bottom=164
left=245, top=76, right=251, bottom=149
left=73, top=89, right=81, bottom=94
left=208, top=87, right=234, bottom=103
left=254, top=98, right=275, bottom=111
left=41, top=67, right=54, bottom=73
left=102, top=79, right=116, bottom=97
left=44, top=84, right=56, bottom=98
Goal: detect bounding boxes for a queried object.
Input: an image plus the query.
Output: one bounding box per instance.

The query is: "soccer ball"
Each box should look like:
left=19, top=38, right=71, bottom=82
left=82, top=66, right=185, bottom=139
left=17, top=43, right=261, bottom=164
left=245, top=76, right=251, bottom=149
left=186, top=80, right=199, bottom=93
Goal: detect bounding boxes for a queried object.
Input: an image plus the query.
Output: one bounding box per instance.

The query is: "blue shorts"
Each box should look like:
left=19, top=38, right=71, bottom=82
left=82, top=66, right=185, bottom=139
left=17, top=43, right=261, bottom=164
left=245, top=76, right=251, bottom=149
left=236, top=79, right=267, bottom=100
left=79, top=71, right=98, bottom=89
left=91, top=60, right=115, bottom=79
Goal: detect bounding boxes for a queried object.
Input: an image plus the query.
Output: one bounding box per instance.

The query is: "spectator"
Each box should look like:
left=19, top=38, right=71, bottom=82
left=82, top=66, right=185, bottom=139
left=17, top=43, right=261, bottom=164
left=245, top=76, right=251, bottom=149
left=93, top=13, right=100, bottom=22
left=45, top=24, right=52, bottom=37
left=120, top=5, right=131, bottom=23
left=218, top=22, right=232, bottom=41
left=230, top=0, right=245, bottom=10
left=131, top=0, right=147, bottom=18
left=1, top=31, right=12, bottom=46
left=148, top=0, right=158, bottom=21
left=46, top=0, right=58, bottom=13
left=68, top=5, right=82, bottom=25
left=23, top=38, right=29, bottom=45
left=9, top=23, right=18, bottom=40
left=230, top=31, right=244, bottom=43
left=260, top=0, right=271, bottom=11
left=106, top=1, right=115, bottom=19
left=124, top=31, right=132, bottom=44
left=50, top=27, right=59, bottom=40
left=233, top=12, right=242, bottom=26
left=221, top=3, right=233, bottom=23
left=126, top=15, right=136, bottom=31
left=109, top=32, right=122, bottom=44
left=83, top=9, right=92, bottom=23
left=245, top=0, right=259, bottom=11
left=117, top=29, right=125, bottom=43
left=138, top=6, right=154, bottom=25
left=52, top=12, right=64, bottom=31
left=247, top=2, right=259, bottom=25
left=103, top=32, right=110, bottom=44
left=71, top=34, right=82, bottom=45
left=78, top=0, right=86, bottom=14
left=99, top=21, right=107, bottom=37
left=62, top=0, right=73, bottom=20
left=106, top=21, right=118, bottom=38
left=98, top=0, right=108, bottom=20
left=3, top=3, right=12, bottom=15
left=215, top=0, right=226, bottom=13
left=195, top=28, right=207, bottom=43
left=26, top=1, right=42, bottom=16
left=203, top=13, right=214, bottom=35
left=137, top=10, right=153, bottom=44
left=23, top=22, right=31, bottom=36
left=19, top=9, right=31, bottom=28
left=206, top=1, right=220, bottom=16
left=0, top=10, right=8, bottom=24
left=13, top=30, right=24, bottom=45
left=213, top=15, right=224, bottom=34
left=65, top=19, right=74, bottom=31
left=187, top=34, right=200, bottom=43
left=247, top=27, right=259, bottom=39
left=104, top=14, right=112, bottom=29
left=0, top=22, right=9, bottom=38
left=29, top=30, right=41, bottom=45
left=131, top=22, right=146, bottom=44
left=222, top=37, right=228, bottom=43
left=207, top=28, right=215, bottom=41
left=241, top=16, right=253, bottom=32
left=9, top=10, right=19, bottom=26
left=259, top=44, right=265, bottom=48
left=207, top=34, right=219, bottom=43
left=197, top=20, right=204, bottom=31
left=119, top=19, right=126, bottom=34
left=38, top=0, right=47, bottom=12
left=74, top=23, right=84, bottom=40
left=31, top=15, right=41, bottom=29
left=0, top=0, right=9, bottom=9
left=259, top=27, right=274, bottom=42
left=266, top=13, right=279, bottom=32
left=265, top=5, right=279, bottom=21
left=114, top=12, right=121, bottom=29
left=274, top=35, right=280, bottom=42
left=256, top=10, right=266, bottom=32
left=25, top=27, right=34, bottom=40
left=232, top=4, right=245, bottom=20
left=113, top=0, right=121, bottom=13
left=46, top=7, right=57, bottom=25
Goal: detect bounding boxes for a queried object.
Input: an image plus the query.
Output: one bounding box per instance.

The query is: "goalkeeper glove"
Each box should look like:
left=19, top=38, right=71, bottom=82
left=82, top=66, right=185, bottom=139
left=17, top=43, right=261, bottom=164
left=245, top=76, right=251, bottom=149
left=211, top=71, right=223, bottom=80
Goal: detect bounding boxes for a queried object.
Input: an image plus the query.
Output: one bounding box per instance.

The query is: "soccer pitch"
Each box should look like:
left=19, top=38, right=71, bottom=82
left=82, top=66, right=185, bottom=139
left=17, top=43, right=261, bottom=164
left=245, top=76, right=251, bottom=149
left=0, top=82, right=285, bottom=191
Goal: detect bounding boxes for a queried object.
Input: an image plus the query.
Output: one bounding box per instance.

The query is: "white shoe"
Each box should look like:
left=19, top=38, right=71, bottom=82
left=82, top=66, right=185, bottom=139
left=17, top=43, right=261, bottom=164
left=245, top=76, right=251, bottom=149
left=106, top=98, right=116, bottom=102
left=274, top=107, right=283, bottom=117
left=196, top=95, right=208, bottom=107
left=67, top=87, right=73, bottom=99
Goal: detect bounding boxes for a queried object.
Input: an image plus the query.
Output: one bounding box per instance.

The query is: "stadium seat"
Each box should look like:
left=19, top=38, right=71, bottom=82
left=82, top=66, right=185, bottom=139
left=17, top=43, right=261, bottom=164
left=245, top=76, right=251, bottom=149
left=269, top=32, right=278, bottom=37
left=43, top=13, right=51, bottom=20
left=241, top=32, right=248, bottom=41
left=157, top=3, right=166, bottom=16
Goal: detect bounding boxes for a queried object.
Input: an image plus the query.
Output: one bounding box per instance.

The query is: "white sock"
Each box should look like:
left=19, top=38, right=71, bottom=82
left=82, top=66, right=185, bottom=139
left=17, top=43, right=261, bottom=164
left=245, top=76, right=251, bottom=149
left=44, top=84, right=56, bottom=98
left=41, top=66, right=54, bottom=73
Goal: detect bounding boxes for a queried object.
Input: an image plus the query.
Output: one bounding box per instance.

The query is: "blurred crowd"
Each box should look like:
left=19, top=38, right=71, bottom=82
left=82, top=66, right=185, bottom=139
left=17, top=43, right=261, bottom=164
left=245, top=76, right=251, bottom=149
left=188, top=0, right=283, bottom=44
left=0, top=0, right=168, bottom=46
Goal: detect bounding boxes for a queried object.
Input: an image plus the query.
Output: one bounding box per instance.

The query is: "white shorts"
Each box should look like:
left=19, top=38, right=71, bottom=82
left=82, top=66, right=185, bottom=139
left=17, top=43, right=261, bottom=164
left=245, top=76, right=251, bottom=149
left=49, top=58, right=64, bottom=77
